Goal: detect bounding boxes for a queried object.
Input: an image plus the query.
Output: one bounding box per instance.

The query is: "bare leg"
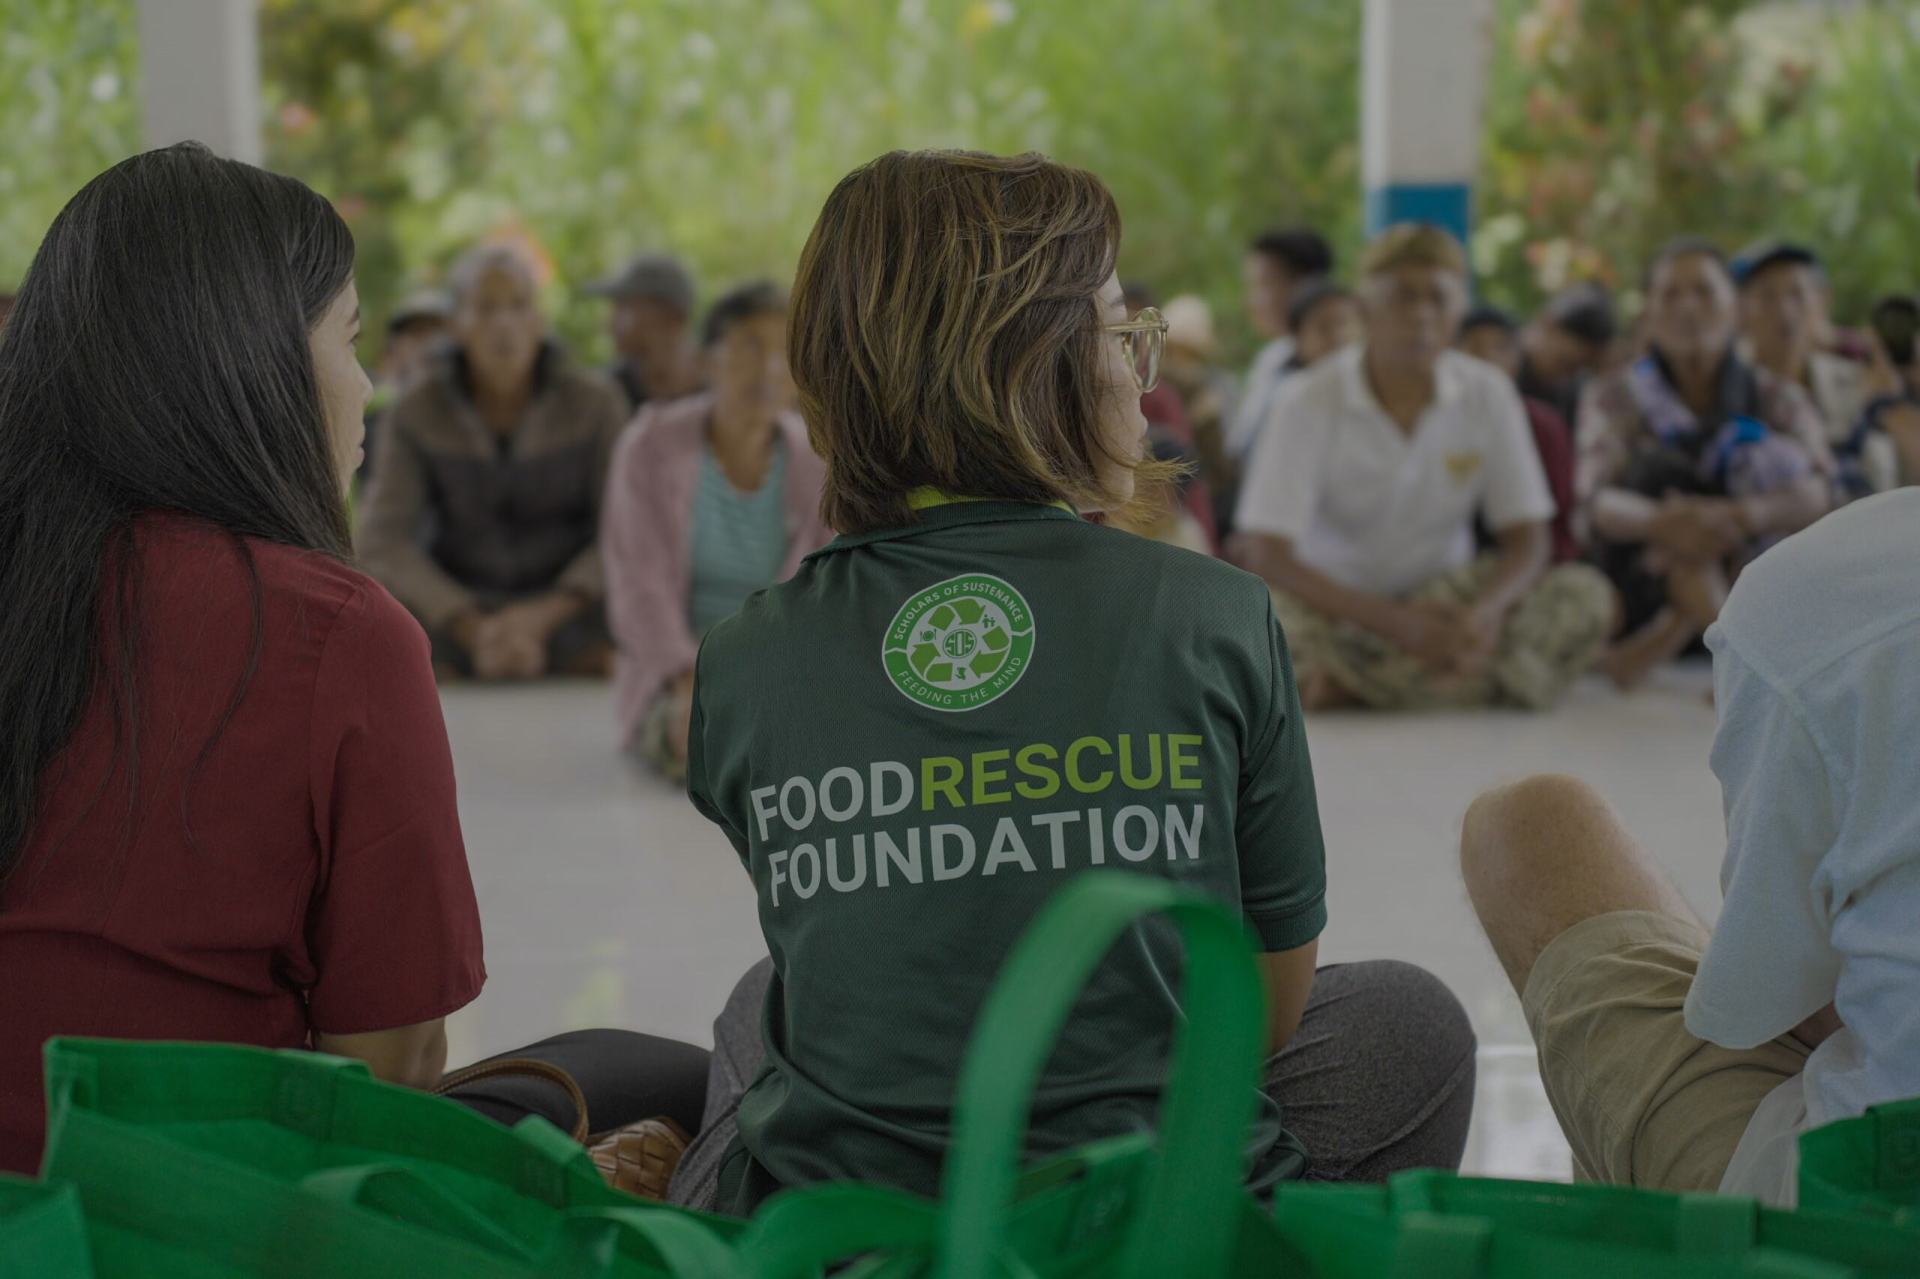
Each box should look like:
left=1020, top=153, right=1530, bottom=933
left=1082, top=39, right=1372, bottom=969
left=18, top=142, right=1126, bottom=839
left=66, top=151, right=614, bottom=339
left=1666, top=559, right=1730, bottom=633
left=1597, top=555, right=1734, bottom=692
left=1460, top=775, right=1700, bottom=995
left=1596, top=609, right=1697, bottom=692
left=1460, top=777, right=1803, bottom=1193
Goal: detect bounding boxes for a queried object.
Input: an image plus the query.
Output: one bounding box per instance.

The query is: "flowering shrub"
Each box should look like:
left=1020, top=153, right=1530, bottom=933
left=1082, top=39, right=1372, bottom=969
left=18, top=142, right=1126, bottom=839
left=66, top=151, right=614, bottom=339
left=2, top=1, right=1913, bottom=355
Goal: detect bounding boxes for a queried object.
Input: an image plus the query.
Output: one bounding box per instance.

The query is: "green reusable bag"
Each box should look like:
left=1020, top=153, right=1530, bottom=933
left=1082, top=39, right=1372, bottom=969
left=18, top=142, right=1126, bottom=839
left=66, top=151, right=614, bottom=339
left=0, top=1176, right=94, bottom=1279
left=38, top=1038, right=741, bottom=1279
left=1, top=1171, right=293, bottom=1279
left=726, top=870, right=1310, bottom=1279
left=1273, top=1171, right=1920, bottom=1278
left=1800, top=1097, right=1920, bottom=1225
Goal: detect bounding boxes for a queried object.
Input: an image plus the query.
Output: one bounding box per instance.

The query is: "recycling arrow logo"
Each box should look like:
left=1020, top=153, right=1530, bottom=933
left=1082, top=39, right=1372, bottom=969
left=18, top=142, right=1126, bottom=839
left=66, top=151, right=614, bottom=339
left=881, top=573, right=1036, bottom=712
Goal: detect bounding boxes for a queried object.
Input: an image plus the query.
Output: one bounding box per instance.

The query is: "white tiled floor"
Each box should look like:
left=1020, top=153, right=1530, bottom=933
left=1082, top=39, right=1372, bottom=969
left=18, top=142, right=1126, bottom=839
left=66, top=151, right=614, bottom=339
left=440, top=664, right=1725, bottom=1179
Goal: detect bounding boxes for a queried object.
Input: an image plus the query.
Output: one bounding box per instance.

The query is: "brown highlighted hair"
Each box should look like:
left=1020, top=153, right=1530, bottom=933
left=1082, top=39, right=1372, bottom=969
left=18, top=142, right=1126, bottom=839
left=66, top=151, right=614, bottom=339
left=791, top=149, right=1149, bottom=535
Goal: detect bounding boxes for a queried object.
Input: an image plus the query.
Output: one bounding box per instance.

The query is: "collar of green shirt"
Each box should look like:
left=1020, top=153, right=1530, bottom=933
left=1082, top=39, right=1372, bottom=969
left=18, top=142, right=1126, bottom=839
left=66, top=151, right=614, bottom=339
left=807, top=489, right=1081, bottom=559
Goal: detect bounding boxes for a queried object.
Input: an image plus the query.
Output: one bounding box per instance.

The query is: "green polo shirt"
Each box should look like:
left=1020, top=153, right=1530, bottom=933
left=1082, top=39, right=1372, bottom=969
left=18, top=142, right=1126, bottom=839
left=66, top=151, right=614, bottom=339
left=687, top=499, right=1327, bottom=1214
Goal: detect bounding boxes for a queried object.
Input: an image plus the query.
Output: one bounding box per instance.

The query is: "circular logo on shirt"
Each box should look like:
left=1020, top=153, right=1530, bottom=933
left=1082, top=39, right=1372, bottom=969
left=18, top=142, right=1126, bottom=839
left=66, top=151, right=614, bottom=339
left=882, top=573, right=1036, bottom=712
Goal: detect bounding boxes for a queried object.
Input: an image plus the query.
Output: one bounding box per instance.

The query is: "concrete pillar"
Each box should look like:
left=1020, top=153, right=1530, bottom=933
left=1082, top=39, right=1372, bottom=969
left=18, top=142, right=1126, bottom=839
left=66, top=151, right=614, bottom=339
left=135, top=0, right=262, bottom=164
left=1361, top=0, right=1492, bottom=245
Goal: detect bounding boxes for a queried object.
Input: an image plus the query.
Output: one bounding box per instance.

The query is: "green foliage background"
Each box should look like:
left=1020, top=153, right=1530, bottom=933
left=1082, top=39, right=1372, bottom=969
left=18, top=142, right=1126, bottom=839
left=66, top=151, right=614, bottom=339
left=3, top=0, right=1917, bottom=366
left=0, top=0, right=141, bottom=277
left=1474, top=0, right=1920, bottom=318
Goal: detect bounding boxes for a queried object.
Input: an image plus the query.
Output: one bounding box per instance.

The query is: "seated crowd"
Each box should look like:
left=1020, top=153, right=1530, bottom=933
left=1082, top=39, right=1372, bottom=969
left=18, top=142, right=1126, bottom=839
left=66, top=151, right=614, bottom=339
left=0, top=142, right=1916, bottom=1224
left=347, top=205, right=1919, bottom=731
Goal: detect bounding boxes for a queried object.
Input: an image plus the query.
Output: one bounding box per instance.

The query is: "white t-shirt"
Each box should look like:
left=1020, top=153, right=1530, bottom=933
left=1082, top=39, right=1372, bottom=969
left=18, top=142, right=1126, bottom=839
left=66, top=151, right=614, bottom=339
left=1234, top=346, right=1555, bottom=597
left=1685, top=488, right=1920, bottom=1205
left=1226, top=336, right=1297, bottom=461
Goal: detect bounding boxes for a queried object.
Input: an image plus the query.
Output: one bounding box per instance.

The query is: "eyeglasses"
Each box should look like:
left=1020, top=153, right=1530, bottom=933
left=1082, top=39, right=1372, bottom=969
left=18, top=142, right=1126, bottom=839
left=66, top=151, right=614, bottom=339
left=1103, top=306, right=1167, bottom=393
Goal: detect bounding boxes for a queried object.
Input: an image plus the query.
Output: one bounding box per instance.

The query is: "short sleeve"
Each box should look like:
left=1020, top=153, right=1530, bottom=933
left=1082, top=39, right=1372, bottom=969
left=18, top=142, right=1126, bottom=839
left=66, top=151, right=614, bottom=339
left=1479, top=375, right=1557, bottom=530
left=306, top=584, right=486, bottom=1034
left=1683, top=630, right=1841, bottom=1049
left=1235, top=599, right=1329, bottom=951
left=1233, top=378, right=1330, bottom=544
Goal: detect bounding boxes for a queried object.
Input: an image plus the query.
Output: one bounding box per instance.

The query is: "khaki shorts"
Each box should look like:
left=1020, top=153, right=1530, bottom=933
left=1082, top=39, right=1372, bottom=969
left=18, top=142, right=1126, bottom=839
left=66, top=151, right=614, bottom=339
left=1523, top=910, right=1810, bottom=1191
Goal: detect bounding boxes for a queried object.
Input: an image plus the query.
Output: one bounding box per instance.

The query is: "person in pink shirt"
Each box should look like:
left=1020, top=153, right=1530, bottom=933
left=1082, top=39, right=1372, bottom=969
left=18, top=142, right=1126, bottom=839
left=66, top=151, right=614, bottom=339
left=603, top=282, right=834, bottom=780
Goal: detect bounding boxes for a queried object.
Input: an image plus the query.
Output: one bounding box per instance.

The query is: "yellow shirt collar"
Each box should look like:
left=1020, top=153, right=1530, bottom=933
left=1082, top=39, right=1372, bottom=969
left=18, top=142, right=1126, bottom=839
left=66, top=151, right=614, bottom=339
left=906, top=487, right=1075, bottom=514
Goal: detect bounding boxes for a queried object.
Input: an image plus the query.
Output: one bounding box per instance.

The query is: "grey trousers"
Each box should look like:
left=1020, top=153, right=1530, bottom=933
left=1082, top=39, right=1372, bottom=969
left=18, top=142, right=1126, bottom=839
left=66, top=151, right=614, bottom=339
left=666, top=957, right=1477, bottom=1210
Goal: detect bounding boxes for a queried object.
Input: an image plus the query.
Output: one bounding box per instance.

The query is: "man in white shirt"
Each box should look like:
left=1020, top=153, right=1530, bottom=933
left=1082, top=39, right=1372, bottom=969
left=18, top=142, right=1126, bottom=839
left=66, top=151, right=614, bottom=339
left=1460, top=487, right=1920, bottom=1204
left=1232, top=223, right=1613, bottom=711
left=1224, top=227, right=1334, bottom=463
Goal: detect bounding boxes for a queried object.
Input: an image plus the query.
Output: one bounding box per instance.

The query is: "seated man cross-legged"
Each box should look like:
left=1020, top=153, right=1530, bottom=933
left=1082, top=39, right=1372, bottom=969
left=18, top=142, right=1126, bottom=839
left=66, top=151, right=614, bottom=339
left=357, top=245, right=629, bottom=681
left=1462, top=488, right=1920, bottom=1203
left=1233, top=224, right=1614, bottom=712
left=1577, top=239, right=1833, bottom=689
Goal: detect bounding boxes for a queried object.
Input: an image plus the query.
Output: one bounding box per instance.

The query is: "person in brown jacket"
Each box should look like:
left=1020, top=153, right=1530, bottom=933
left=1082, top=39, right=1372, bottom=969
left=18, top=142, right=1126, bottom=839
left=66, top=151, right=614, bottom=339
left=357, top=245, right=627, bottom=680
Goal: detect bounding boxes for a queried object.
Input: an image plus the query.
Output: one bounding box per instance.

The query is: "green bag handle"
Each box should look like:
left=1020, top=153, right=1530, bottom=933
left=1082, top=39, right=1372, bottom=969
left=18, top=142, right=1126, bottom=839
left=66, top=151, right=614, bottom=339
left=47, top=1037, right=609, bottom=1215
left=283, top=1051, right=607, bottom=1206
left=551, top=1206, right=746, bottom=1279
left=934, top=872, right=1269, bottom=1279
left=46, top=1039, right=729, bottom=1279
left=1387, top=1172, right=1767, bottom=1256
left=1379, top=1175, right=1847, bottom=1279
left=730, top=1184, right=942, bottom=1278
left=47, top=1111, right=548, bottom=1279
left=508, top=1115, right=620, bottom=1203
left=307, top=1166, right=746, bottom=1278
left=302, top=1165, right=537, bottom=1261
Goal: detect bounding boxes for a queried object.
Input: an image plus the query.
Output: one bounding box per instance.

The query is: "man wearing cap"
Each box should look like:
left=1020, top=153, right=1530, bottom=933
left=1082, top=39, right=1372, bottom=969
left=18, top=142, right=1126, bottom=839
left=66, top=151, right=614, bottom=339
left=587, top=253, right=704, bottom=414
left=1735, top=241, right=1894, bottom=498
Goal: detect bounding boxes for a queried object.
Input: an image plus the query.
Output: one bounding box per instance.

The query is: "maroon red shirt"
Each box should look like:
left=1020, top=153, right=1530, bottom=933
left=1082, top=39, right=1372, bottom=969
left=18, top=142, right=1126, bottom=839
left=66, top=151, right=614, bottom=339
left=0, top=513, right=485, bottom=1173
left=1522, top=396, right=1580, bottom=564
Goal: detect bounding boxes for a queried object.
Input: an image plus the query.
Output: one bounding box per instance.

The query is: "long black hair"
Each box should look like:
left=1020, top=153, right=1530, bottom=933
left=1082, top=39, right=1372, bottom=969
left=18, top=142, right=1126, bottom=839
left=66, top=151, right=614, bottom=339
left=0, top=142, right=355, bottom=888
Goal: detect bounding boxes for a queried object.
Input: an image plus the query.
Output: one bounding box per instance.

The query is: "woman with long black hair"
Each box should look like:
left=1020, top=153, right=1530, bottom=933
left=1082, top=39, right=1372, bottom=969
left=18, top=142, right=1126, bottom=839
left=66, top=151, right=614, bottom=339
left=0, top=145, right=705, bottom=1176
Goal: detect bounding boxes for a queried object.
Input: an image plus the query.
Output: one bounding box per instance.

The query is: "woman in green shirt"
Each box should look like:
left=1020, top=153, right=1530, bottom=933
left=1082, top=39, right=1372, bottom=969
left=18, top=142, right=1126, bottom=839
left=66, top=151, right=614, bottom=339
left=666, top=150, right=1476, bottom=1214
